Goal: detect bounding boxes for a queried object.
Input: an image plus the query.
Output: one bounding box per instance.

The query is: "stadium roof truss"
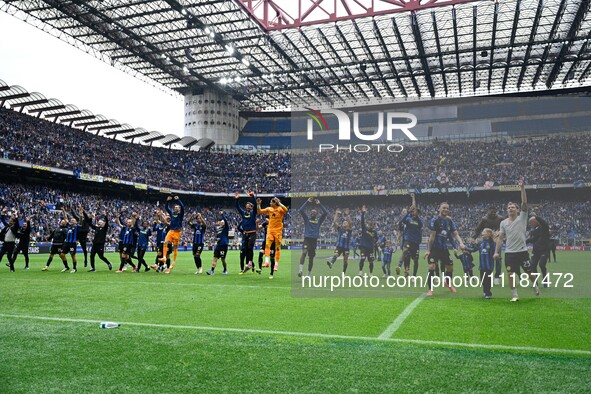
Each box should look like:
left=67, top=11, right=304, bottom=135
left=1, top=0, right=591, bottom=110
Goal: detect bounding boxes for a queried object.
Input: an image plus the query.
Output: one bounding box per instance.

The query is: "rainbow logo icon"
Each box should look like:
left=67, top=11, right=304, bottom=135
left=305, top=108, right=328, bottom=130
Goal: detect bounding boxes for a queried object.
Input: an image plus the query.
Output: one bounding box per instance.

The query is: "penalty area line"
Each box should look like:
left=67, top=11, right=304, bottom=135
left=0, top=313, right=590, bottom=356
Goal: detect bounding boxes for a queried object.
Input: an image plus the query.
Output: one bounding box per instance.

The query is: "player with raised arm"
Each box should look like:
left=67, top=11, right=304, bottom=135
left=0, top=208, right=20, bottom=272
left=11, top=215, right=32, bottom=270
left=298, top=197, right=328, bottom=278
left=399, top=193, right=423, bottom=277
left=62, top=207, right=79, bottom=273
left=207, top=211, right=229, bottom=275
left=327, top=208, right=353, bottom=274
left=42, top=218, right=69, bottom=272
left=158, top=196, right=185, bottom=270
left=424, top=202, right=466, bottom=296
left=235, top=191, right=258, bottom=273
left=494, top=177, right=539, bottom=302
left=116, top=213, right=138, bottom=273
left=151, top=209, right=168, bottom=272
left=134, top=219, right=152, bottom=272
left=257, top=196, right=288, bottom=276
left=72, top=207, right=91, bottom=268
left=358, top=205, right=377, bottom=277
left=86, top=210, right=112, bottom=272
left=188, top=212, right=206, bottom=274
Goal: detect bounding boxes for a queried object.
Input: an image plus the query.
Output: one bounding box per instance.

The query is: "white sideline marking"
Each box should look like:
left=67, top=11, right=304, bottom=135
left=378, top=293, right=426, bottom=339
left=8, top=278, right=288, bottom=290
left=0, top=313, right=590, bottom=356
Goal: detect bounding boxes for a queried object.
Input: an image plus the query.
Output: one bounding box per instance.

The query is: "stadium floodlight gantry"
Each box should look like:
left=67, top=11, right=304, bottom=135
left=2, top=0, right=590, bottom=110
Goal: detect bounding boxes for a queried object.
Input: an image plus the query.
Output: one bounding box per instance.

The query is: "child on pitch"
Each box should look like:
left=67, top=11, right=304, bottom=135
left=381, top=240, right=395, bottom=277
left=454, top=243, right=476, bottom=278
left=477, top=229, right=496, bottom=299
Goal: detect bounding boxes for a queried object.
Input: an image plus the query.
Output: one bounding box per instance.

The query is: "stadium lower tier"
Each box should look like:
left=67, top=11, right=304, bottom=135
left=0, top=178, right=589, bottom=249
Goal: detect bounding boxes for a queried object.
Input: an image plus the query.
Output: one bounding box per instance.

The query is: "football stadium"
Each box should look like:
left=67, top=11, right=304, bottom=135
left=1, top=0, right=591, bottom=392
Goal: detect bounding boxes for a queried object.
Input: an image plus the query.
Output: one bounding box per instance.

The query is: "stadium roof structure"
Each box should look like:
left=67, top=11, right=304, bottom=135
left=2, top=0, right=591, bottom=110
left=0, top=79, right=210, bottom=148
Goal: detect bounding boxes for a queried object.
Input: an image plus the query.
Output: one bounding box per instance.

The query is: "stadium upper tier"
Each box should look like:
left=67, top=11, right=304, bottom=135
left=1, top=107, right=591, bottom=193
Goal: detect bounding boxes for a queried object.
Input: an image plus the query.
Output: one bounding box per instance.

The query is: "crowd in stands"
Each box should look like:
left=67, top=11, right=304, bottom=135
left=291, top=136, right=591, bottom=191
left=1, top=108, right=590, bottom=194
left=0, top=109, right=289, bottom=194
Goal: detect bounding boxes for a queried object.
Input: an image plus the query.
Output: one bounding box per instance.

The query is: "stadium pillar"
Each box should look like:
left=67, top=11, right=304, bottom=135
left=183, top=89, right=241, bottom=146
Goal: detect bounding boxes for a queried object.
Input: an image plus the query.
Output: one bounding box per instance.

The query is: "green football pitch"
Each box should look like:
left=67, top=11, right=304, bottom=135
left=1, top=250, right=590, bottom=393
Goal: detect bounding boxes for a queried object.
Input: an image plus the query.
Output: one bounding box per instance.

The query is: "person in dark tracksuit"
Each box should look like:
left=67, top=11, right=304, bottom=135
left=42, top=219, right=69, bottom=272
left=527, top=215, right=551, bottom=287
left=86, top=211, right=112, bottom=272
left=188, top=212, right=207, bottom=274
left=358, top=206, right=378, bottom=277
left=12, top=216, right=32, bottom=269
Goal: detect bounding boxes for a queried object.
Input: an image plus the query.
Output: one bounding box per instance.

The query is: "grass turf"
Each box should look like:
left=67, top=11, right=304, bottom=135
left=0, top=250, right=590, bottom=392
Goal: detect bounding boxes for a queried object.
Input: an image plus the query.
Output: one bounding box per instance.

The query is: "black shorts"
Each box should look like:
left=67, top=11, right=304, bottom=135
left=404, top=241, right=420, bottom=259
left=360, top=247, right=374, bottom=259
left=505, top=251, right=531, bottom=275
left=63, top=242, right=77, bottom=255
left=77, top=232, right=89, bottom=243
left=429, top=249, right=452, bottom=266
left=303, top=237, right=318, bottom=257
left=193, top=244, right=204, bottom=255
left=50, top=244, right=64, bottom=255
left=156, top=242, right=164, bottom=253
left=214, top=245, right=228, bottom=258
left=336, top=246, right=350, bottom=255
left=121, top=244, right=134, bottom=254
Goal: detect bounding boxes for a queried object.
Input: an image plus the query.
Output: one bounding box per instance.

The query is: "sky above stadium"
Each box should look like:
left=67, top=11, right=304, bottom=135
left=0, top=12, right=185, bottom=137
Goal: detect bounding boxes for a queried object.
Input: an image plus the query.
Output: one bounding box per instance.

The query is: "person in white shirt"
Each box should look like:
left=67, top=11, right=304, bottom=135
left=494, top=177, right=540, bottom=302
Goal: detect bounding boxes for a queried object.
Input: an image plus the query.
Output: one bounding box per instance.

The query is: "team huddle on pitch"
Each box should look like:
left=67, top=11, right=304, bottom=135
left=0, top=193, right=289, bottom=279
left=1, top=177, right=554, bottom=300
left=301, top=177, right=553, bottom=301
